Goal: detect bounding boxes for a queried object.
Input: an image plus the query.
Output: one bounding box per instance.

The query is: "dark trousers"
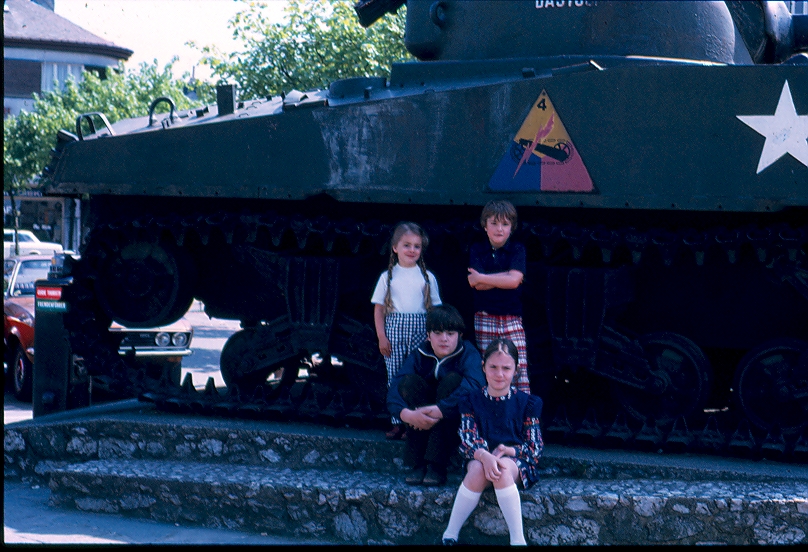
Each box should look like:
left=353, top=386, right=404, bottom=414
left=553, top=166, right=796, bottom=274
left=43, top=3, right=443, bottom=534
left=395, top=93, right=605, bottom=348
left=398, top=371, right=463, bottom=473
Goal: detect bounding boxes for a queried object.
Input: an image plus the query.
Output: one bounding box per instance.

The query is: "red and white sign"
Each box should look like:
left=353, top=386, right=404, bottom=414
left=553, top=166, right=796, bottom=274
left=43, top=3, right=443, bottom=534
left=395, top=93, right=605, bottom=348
left=36, top=287, right=62, bottom=300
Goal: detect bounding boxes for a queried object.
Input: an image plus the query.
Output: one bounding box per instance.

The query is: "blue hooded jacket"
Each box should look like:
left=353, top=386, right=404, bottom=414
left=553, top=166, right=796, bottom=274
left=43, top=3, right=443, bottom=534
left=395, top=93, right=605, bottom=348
left=387, top=339, right=485, bottom=422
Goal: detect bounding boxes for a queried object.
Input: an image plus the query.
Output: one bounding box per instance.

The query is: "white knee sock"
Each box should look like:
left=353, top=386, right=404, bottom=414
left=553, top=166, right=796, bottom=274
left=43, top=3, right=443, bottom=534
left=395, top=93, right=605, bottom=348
left=495, top=484, right=527, bottom=545
left=442, top=483, right=482, bottom=541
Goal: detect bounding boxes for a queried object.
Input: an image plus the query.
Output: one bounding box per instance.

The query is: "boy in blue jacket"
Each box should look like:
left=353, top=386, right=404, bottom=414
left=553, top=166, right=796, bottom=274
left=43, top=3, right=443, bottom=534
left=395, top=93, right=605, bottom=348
left=387, top=304, right=486, bottom=486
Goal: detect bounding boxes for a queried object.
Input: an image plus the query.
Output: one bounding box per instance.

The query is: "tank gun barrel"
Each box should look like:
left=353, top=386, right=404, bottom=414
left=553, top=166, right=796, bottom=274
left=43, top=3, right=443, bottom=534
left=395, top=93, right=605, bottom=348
left=354, top=0, right=406, bottom=28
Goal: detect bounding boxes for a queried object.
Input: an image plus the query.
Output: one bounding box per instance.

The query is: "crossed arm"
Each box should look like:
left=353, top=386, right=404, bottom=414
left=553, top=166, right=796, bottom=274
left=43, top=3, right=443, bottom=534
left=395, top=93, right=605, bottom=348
left=467, top=268, right=523, bottom=291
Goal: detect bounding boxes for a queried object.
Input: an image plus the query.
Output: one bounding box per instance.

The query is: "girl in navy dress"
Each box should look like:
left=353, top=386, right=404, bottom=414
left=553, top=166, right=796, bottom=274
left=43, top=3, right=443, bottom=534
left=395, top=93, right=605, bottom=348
left=442, top=338, right=543, bottom=546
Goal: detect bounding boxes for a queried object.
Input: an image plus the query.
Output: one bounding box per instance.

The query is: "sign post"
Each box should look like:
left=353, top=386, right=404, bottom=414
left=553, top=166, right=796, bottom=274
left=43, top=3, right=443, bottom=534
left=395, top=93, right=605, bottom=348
left=32, top=278, right=89, bottom=417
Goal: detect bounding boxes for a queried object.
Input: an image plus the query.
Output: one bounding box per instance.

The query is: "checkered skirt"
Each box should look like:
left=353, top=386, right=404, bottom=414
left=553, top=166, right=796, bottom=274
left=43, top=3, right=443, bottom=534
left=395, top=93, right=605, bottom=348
left=384, top=312, right=427, bottom=426
left=384, top=312, right=427, bottom=387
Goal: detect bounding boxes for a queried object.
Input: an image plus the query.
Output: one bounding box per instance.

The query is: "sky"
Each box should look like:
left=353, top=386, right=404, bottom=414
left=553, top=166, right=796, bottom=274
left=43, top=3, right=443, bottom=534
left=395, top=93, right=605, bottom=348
left=54, top=0, right=288, bottom=81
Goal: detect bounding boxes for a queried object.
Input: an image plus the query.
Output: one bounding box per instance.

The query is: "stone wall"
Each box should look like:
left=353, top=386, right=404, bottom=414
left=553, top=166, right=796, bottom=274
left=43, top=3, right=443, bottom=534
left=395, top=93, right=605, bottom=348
left=5, top=408, right=807, bottom=545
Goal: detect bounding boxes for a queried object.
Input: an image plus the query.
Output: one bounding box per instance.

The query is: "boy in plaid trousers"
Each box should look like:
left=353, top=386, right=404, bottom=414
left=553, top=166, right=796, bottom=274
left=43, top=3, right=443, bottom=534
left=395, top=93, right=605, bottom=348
left=467, top=200, right=531, bottom=394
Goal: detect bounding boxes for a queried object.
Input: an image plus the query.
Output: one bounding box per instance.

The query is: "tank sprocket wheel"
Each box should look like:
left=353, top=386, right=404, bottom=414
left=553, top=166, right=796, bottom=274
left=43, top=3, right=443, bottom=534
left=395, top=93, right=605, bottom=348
left=733, top=338, right=808, bottom=432
left=329, top=314, right=388, bottom=410
left=93, top=237, right=195, bottom=328
left=611, top=332, right=713, bottom=427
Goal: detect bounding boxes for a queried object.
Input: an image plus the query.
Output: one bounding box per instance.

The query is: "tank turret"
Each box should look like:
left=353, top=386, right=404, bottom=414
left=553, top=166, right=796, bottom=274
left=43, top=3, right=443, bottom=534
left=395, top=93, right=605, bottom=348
left=360, top=0, right=808, bottom=64
left=405, top=1, right=742, bottom=63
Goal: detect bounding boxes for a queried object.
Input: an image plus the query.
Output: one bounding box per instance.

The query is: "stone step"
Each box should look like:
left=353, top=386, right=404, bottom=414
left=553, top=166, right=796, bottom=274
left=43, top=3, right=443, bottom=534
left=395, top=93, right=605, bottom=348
left=5, top=399, right=808, bottom=545
left=40, top=457, right=807, bottom=545
left=6, top=399, right=806, bottom=482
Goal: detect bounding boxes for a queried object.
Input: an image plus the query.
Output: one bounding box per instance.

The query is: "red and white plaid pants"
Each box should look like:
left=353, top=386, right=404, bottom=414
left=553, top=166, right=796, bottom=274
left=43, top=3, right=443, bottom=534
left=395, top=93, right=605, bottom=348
left=474, top=312, right=530, bottom=394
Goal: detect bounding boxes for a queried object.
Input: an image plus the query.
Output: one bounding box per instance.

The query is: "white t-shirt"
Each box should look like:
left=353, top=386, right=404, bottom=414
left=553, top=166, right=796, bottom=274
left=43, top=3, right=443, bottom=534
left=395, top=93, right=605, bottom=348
left=371, top=264, right=442, bottom=314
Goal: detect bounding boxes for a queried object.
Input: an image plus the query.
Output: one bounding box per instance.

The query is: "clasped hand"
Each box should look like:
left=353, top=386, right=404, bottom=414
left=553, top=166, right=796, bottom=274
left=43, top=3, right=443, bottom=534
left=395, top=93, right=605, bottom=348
left=480, top=444, right=516, bottom=483
left=400, top=405, right=443, bottom=431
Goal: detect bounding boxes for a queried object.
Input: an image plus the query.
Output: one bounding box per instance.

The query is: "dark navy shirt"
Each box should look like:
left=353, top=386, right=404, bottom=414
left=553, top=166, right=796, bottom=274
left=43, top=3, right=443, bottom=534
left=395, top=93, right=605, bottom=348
left=468, top=239, right=526, bottom=316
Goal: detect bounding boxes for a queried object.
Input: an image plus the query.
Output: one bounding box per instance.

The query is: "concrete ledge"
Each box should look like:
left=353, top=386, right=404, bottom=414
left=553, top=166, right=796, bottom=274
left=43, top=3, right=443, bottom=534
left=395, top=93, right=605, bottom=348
left=5, top=414, right=410, bottom=479
left=7, top=405, right=807, bottom=482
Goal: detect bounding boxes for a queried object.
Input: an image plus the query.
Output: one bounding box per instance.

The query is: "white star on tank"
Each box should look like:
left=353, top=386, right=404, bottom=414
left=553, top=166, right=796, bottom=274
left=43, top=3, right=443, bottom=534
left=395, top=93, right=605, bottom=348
left=737, top=80, right=808, bottom=174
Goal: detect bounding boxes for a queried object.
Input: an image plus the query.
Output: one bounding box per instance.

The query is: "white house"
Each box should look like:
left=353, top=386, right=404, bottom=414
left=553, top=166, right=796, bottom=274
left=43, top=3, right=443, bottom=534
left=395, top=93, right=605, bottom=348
left=4, top=0, right=133, bottom=250
left=790, top=1, right=808, bottom=14
left=3, top=0, right=132, bottom=118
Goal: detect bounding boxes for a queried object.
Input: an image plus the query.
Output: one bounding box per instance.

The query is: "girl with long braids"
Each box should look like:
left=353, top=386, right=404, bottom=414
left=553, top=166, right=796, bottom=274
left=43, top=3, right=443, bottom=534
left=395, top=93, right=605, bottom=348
left=371, top=222, right=442, bottom=439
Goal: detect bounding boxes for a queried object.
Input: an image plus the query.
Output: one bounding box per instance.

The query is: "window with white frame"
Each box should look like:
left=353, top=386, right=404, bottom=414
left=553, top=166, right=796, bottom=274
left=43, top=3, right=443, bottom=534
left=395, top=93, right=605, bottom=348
left=789, top=1, right=808, bottom=15
left=41, top=62, right=84, bottom=93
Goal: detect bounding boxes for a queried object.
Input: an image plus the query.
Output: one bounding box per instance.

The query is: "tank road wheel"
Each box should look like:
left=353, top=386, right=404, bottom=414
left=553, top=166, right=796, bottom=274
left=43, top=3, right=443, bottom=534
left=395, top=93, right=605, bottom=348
left=95, top=239, right=195, bottom=328
left=219, top=326, right=300, bottom=393
left=733, top=338, right=808, bottom=432
left=612, top=332, right=712, bottom=426
left=330, top=314, right=388, bottom=409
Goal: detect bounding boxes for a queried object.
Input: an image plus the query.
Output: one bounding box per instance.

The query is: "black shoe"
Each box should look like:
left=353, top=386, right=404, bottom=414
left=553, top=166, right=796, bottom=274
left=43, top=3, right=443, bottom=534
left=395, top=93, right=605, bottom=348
left=442, top=538, right=458, bottom=545
left=405, top=466, right=427, bottom=485
left=422, top=464, right=447, bottom=486
left=385, top=425, right=406, bottom=440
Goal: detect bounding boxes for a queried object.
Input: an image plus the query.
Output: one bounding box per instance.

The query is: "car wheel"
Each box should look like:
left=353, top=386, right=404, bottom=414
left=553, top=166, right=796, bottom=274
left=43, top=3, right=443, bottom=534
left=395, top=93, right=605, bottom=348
left=12, top=345, right=33, bottom=402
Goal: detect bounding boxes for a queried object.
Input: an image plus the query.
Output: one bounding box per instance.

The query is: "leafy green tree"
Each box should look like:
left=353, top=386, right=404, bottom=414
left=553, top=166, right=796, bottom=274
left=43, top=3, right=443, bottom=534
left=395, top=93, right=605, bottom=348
left=3, top=60, right=214, bottom=192
left=193, top=0, right=411, bottom=100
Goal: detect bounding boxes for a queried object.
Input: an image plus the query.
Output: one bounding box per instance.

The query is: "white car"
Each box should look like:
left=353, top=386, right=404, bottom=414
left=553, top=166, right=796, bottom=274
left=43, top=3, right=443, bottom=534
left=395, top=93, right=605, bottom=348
left=4, top=229, right=63, bottom=258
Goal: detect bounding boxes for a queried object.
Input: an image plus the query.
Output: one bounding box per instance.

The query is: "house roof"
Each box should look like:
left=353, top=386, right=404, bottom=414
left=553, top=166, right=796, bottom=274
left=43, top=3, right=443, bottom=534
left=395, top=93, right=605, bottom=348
left=4, top=0, right=133, bottom=61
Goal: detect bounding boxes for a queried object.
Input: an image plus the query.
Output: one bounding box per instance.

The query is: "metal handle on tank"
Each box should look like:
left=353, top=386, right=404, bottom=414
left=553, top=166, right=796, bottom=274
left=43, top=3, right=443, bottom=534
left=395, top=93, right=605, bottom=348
left=148, top=96, right=178, bottom=127
left=429, top=1, right=447, bottom=28
left=75, top=112, right=115, bottom=141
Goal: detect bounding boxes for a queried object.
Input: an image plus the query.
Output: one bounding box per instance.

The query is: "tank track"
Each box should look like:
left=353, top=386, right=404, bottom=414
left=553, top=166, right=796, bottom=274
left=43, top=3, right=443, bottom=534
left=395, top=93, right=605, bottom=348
left=64, top=210, right=808, bottom=463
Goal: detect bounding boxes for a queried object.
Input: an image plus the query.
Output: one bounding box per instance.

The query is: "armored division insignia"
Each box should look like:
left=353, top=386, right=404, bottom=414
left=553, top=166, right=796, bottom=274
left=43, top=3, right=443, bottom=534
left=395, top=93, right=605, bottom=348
left=488, top=90, right=594, bottom=193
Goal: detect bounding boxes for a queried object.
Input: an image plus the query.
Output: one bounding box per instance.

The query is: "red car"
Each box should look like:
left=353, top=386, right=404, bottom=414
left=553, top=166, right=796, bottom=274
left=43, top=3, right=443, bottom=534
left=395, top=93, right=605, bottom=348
left=4, top=254, right=193, bottom=401
left=4, top=255, right=43, bottom=400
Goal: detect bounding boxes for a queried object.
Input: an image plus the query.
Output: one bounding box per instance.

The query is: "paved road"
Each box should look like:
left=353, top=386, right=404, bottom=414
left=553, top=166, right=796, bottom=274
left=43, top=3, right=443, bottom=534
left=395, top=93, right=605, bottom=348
left=4, top=479, right=331, bottom=545
left=5, top=391, right=338, bottom=544
left=4, top=306, right=339, bottom=545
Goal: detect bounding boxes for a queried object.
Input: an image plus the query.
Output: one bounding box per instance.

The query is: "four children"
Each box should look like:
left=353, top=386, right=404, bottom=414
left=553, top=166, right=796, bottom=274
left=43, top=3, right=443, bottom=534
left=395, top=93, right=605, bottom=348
left=370, top=201, right=541, bottom=544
